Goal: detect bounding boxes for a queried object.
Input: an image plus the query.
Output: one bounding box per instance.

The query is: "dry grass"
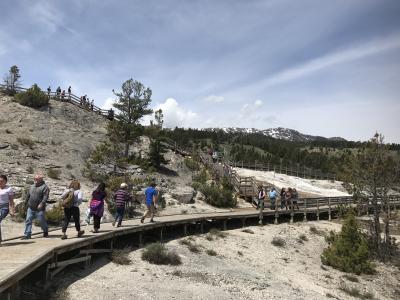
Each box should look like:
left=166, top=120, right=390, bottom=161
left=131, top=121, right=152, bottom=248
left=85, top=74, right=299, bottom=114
left=271, top=236, right=286, bottom=247
left=142, top=243, right=181, bottom=265
left=205, top=249, right=217, bottom=256
left=111, top=248, right=132, bottom=265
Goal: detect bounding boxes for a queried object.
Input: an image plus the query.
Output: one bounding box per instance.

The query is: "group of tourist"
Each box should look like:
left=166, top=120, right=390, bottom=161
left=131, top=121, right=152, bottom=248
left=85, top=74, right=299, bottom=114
left=0, top=173, right=159, bottom=245
left=256, top=186, right=299, bottom=211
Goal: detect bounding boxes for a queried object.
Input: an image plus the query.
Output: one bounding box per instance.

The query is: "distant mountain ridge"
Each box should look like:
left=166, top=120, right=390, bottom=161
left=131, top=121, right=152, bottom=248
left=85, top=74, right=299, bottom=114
left=203, top=127, right=347, bottom=142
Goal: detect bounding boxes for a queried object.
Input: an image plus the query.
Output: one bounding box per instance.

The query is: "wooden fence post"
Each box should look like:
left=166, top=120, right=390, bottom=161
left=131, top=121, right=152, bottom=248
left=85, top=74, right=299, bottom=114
left=328, top=197, right=331, bottom=221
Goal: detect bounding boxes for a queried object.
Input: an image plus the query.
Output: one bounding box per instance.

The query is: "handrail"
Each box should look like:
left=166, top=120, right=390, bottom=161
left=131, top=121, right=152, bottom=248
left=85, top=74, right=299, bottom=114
left=0, top=83, right=112, bottom=119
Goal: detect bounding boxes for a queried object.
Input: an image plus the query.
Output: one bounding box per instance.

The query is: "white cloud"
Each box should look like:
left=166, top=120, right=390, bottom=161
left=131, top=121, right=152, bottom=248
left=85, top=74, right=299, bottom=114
left=154, top=98, right=198, bottom=128
left=204, top=94, right=224, bottom=103
left=101, top=97, right=115, bottom=110
left=241, top=99, right=263, bottom=114
left=261, top=33, right=400, bottom=87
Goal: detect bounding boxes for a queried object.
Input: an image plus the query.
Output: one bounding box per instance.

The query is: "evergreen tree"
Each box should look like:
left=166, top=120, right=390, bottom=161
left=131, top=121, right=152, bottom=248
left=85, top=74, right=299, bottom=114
left=3, top=65, right=21, bottom=95
left=112, top=78, right=153, bottom=157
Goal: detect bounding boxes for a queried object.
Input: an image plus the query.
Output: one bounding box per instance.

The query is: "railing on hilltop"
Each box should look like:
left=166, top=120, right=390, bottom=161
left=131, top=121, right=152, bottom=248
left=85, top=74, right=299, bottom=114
left=0, top=84, right=113, bottom=119
left=226, top=160, right=336, bottom=181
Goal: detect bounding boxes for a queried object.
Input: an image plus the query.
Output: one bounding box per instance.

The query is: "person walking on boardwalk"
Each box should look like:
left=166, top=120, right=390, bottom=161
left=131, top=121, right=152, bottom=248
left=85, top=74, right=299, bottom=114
left=21, top=174, right=49, bottom=240
left=0, top=175, right=15, bottom=245
left=56, top=86, right=61, bottom=98
left=67, top=86, right=71, bottom=100
left=141, top=181, right=158, bottom=224
left=286, top=187, right=293, bottom=210
left=112, top=183, right=131, bottom=227
left=60, top=180, right=85, bottom=240
left=269, top=187, right=278, bottom=210
left=90, top=182, right=107, bottom=233
left=47, top=86, right=51, bottom=98
left=257, top=185, right=265, bottom=225
left=280, top=187, right=287, bottom=210
left=292, top=188, right=299, bottom=210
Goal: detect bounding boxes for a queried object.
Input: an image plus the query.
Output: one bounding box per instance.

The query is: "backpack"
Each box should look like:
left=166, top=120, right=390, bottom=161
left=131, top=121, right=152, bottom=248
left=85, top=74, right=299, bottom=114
left=62, top=190, right=74, bottom=208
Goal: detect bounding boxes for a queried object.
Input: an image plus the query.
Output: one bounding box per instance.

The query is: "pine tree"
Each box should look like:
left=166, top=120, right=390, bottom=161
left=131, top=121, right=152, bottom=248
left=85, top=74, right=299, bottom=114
left=3, top=65, right=21, bottom=95
left=111, top=79, right=153, bottom=157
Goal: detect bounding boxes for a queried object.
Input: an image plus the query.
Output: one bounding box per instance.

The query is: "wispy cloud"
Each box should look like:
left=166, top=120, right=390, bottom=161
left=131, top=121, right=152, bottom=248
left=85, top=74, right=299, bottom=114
left=260, top=33, right=400, bottom=87
left=204, top=94, right=224, bottom=103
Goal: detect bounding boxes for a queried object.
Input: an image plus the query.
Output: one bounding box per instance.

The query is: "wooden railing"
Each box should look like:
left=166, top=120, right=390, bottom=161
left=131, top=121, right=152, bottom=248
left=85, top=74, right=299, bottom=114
left=0, top=84, right=113, bottom=119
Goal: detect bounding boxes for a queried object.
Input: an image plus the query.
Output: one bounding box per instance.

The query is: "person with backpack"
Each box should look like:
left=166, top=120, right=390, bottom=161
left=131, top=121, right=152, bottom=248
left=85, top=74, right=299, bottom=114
left=112, top=183, right=132, bottom=227
left=90, top=182, right=107, bottom=233
left=141, top=181, right=158, bottom=223
left=269, top=187, right=278, bottom=210
left=21, top=174, right=49, bottom=240
left=60, top=180, right=84, bottom=240
left=0, top=175, right=15, bottom=245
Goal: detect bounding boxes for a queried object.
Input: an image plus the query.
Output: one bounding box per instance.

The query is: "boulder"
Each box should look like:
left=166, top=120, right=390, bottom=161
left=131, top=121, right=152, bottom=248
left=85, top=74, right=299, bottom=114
left=171, top=186, right=195, bottom=204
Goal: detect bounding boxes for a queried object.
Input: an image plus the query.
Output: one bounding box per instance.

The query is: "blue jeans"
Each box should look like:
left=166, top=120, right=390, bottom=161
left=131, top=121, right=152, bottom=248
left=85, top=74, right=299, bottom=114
left=24, top=207, right=48, bottom=238
left=114, top=206, right=125, bottom=226
left=0, top=207, right=9, bottom=242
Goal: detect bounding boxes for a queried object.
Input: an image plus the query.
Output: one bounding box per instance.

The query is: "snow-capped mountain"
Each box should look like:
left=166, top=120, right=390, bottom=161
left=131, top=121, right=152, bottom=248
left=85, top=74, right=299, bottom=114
left=203, top=127, right=346, bottom=142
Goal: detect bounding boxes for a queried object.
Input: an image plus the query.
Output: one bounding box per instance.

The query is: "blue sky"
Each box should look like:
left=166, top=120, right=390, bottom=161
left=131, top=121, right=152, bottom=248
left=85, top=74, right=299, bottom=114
left=1, top=0, right=399, bottom=142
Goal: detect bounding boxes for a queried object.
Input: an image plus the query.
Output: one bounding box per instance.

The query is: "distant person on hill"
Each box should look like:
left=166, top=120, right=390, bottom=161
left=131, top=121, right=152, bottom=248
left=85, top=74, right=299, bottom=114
left=60, top=180, right=85, bottom=240
left=112, top=183, right=132, bottom=227
left=285, top=187, right=293, bottom=210
left=56, top=86, right=61, bottom=98
left=0, top=175, right=15, bottom=245
left=141, top=182, right=158, bottom=223
left=269, top=187, right=278, bottom=210
left=90, top=100, right=94, bottom=111
left=280, top=187, right=286, bottom=210
left=61, top=90, right=65, bottom=102
left=47, top=86, right=51, bottom=98
left=292, top=188, right=299, bottom=210
left=108, top=108, right=114, bottom=120
left=67, top=86, right=71, bottom=99
left=80, top=96, right=83, bottom=106
left=21, top=174, right=49, bottom=240
left=90, top=182, right=107, bottom=233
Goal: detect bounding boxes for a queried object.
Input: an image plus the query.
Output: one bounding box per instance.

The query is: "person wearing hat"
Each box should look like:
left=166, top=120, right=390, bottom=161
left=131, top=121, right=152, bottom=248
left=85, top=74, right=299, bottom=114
left=112, top=183, right=132, bottom=227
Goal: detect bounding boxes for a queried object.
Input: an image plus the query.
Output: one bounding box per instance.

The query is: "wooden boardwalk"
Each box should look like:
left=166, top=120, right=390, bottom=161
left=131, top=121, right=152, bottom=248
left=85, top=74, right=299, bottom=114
left=0, top=200, right=350, bottom=297
left=2, top=195, right=399, bottom=299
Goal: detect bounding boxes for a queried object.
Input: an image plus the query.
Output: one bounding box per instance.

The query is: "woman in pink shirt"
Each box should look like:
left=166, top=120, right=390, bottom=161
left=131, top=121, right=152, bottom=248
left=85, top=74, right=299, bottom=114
left=0, top=174, right=15, bottom=245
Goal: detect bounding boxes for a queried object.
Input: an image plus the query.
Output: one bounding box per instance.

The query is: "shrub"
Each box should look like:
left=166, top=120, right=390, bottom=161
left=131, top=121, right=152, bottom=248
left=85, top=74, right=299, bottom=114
left=321, top=212, right=375, bottom=275
left=188, top=243, right=201, bottom=253
left=343, top=274, right=359, bottom=282
left=299, top=234, right=308, bottom=242
left=47, top=168, right=61, bottom=180
left=206, top=249, right=217, bottom=256
left=193, top=168, right=209, bottom=185
left=142, top=242, right=181, bottom=265
left=184, top=157, right=200, bottom=171
left=209, top=228, right=227, bottom=238
left=310, top=225, right=324, bottom=236
left=199, top=184, right=236, bottom=208
left=5, top=129, right=12, bottom=134
left=271, top=236, right=286, bottom=247
left=111, top=248, right=132, bottom=265
left=17, top=137, right=35, bottom=149
left=45, top=204, right=64, bottom=225
left=65, top=164, right=73, bottom=170
left=237, top=251, right=243, bottom=256
left=14, top=84, right=49, bottom=108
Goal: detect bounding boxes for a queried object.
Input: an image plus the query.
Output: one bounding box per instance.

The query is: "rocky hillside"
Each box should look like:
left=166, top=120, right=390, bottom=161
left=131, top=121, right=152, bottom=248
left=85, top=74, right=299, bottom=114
left=0, top=94, right=108, bottom=194
left=205, top=127, right=346, bottom=142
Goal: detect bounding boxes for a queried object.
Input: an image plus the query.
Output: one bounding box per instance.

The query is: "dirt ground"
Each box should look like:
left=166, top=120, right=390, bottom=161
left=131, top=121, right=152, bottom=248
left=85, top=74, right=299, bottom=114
left=49, top=221, right=400, bottom=300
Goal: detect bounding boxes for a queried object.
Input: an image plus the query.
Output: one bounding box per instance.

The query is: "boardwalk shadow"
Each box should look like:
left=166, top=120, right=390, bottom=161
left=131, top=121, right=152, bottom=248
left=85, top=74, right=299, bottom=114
left=2, top=241, right=35, bottom=247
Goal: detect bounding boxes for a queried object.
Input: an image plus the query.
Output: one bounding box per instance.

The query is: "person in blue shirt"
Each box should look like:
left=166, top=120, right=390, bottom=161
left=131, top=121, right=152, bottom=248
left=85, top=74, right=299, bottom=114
left=269, top=187, right=278, bottom=210
left=141, top=182, right=158, bottom=223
